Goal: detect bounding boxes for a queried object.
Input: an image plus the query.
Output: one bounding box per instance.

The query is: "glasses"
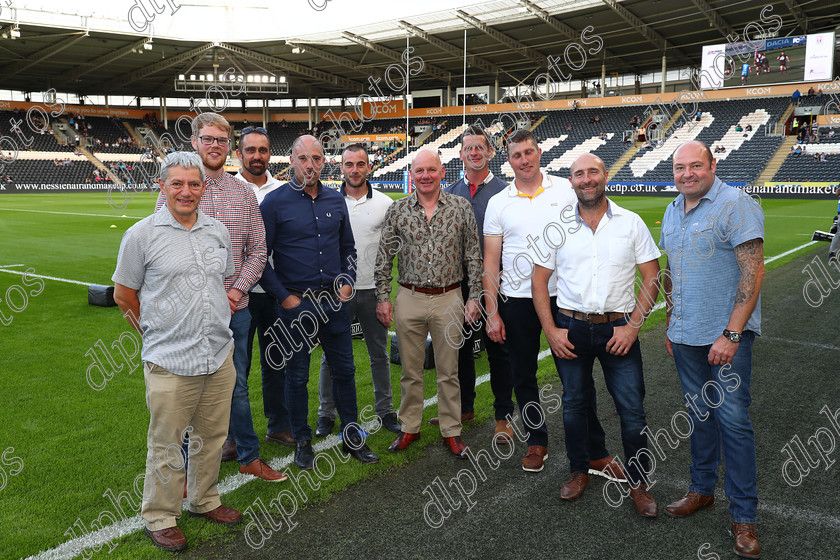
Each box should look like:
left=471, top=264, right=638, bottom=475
left=241, top=126, right=268, bottom=135
left=198, top=135, right=230, bottom=146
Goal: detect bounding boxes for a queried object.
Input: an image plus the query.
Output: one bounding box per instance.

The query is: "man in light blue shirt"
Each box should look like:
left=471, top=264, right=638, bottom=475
left=659, top=140, right=765, bottom=559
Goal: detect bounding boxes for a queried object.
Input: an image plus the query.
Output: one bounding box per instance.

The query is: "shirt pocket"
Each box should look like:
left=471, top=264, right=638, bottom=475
left=608, top=237, right=634, bottom=267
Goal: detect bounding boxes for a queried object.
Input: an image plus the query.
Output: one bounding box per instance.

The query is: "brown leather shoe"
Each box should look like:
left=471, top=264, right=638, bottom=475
left=189, top=505, right=242, bottom=526
left=589, top=455, right=627, bottom=482
left=221, top=439, right=236, bottom=462
left=730, top=522, right=761, bottom=558
left=266, top=429, right=296, bottom=447
left=239, top=458, right=288, bottom=482
left=665, top=491, right=715, bottom=517
left=145, top=526, right=187, bottom=551
left=522, top=445, right=548, bottom=472
left=494, top=419, right=514, bottom=444
left=629, top=484, right=658, bottom=517
left=429, top=412, right=475, bottom=425
left=388, top=432, right=420, bottom=452
left=443, top=435, right=468, bottom=458
left=560, top=472, right=590, bottom=501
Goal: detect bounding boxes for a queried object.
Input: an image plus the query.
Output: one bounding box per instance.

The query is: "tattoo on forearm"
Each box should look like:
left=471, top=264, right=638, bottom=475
left=734, top=238, right=763, bottom=305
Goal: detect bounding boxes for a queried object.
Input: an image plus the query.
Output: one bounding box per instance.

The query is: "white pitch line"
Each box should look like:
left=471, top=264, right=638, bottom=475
left=0, top=268, right=99, bottom=287
left=764, top=241, right=817, bottom=265
left=760, top=336, right=840, bottom=352
left=24, top=245, right=822, bottom=558
left=0, top=207, right=146, bottom=219
left=0, top=263, right=24, bottom=268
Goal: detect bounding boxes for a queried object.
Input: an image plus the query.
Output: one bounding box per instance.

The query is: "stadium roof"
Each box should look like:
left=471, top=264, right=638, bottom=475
left=0, top=0, right=838, bottom=101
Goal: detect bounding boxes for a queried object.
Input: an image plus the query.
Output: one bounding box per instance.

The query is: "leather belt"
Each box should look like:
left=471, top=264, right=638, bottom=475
left=399, top=282, right=460, bottom=295
left=558, top=308, right=626, bottom=324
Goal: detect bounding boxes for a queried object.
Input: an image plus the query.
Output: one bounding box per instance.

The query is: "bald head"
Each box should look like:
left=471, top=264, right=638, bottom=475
left=411, top=149, right=445, bottom=197
left=570, top=153, right=606, bottom=177
left=411, top=148, right=442, bottom=172
left=674, top=140, right=713, bottom=165
left=291, top=134, right=325, bottom=188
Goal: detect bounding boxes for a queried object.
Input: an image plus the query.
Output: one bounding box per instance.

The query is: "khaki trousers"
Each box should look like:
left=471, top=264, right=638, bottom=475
left=394, top=286, right=463, bottom=437
left=141, top=349, right=235, bottom=530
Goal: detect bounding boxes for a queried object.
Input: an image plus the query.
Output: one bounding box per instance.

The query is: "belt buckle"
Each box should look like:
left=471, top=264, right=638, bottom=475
left=583, top=312, right=593, bottom=322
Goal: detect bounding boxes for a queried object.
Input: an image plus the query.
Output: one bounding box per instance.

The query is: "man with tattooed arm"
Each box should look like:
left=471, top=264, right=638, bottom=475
left=660, top=140, right=765, bottom=559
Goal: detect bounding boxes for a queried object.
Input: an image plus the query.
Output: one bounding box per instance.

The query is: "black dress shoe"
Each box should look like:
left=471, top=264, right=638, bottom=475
left=379, top=412, right=402, bottom=434
left=315, top=416, right=334, bottom=438
left=294, top=440, right=315, bottom=470
left=342, top=431, right=380, bottom=464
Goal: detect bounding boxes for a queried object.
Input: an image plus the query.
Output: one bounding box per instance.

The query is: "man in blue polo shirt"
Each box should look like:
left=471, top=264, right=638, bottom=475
left=434, top=124, right=515, bottom=443
left=660, top=140, right=765, bottom=558
left=260, top=135, right=379, bottom=470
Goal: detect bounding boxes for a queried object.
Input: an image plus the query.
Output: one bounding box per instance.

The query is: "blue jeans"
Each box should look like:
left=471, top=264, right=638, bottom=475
left=278, top=296, right=359, bottom=442
left=671, top=332, right=757, bottom=523
left=229, top=307, right=262, bottom=465
left=247, top=292, right=290, bottom=434
left=553, top=313, right=645, bottom=482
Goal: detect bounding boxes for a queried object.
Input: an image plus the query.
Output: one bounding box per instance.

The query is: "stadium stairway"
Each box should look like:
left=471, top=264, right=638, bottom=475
left=530, top=115, right=548, bottom=131
left=756, top=136, right=797, bottom=183
left=608, top=141, right=641, bottom=178
left=77, top=145, right=121, bottom=183
left=122, top=120, right=147, bottom=149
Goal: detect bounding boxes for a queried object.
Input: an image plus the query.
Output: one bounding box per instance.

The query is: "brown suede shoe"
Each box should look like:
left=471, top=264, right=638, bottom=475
left=266, top=429, right=296, bottom=447
left=560, top=472, right=590, bottom=501
left=145, top=526, right=187, bottom=551
left=629, top=484, right=658, bottom=517
left=189, top=505, right=242, bottom=526
left=429, top=412, right=475, bottom=425
left=239, top=458, right=288, bottom=482
left=730, top=522, right=761, bottom=558
left=494, top=419, right=514, bottom=444
left=522, top=445, right=548, bottom=472
left=589, top=455, right=627, bottom=482
left=665, top=490, right=715, bottom=517
left=221, top=439, right=237, bottom=462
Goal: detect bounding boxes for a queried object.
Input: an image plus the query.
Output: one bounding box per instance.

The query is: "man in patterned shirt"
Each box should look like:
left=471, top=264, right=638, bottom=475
left=375, top=148, right=482, bottom=458
left=154, top=113, right=285, bottom=483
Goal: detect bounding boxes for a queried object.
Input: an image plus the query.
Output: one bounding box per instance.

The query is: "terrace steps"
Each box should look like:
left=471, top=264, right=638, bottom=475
left=757, top=136, right=798, bottom=184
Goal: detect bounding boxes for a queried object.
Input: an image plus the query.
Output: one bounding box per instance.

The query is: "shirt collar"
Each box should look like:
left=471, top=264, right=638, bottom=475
left=574, top=197, right=620, bottom=223
left=464, top=170, right=495, bottom=188
left=154, top=205, right=212, bottom=230
left=507, top=172, right=551, bottom=196
left=408, top=188, right=445, bottom=207
left=235, top=170, right=281, bottom=191
left=288, top=176, right=323, bottom=197
left=341, top=180, right=373, bottom=199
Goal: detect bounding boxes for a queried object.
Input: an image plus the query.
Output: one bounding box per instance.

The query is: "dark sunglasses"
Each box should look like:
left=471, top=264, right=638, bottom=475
left=241, top=126, right=268, bottom=135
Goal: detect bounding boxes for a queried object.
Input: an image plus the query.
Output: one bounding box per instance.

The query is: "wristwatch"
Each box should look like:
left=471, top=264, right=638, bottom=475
left=723, top=329, right=742, bottom=343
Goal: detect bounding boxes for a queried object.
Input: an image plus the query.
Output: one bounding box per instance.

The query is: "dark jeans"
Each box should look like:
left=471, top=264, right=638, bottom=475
left=247, top=292, right=290, bottom=434
left=278, top=296, right=360, bottom=442
left=458, top=284, right=514, bottom=420
left=553, top=313, right=645, bottom=483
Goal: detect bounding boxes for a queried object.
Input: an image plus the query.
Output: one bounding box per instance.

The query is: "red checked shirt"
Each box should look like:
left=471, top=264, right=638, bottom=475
left=155, top=172, right=267, bottom=310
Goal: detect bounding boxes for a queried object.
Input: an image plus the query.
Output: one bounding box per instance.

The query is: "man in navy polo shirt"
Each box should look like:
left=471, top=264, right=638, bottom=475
left=259, top=135, right=379, bottom=470
left=433, top=124, right=515, bottom=443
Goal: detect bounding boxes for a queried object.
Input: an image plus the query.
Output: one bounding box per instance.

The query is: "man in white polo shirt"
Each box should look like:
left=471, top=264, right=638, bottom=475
left=234, top=126, right=294, bottom=450
left=483, top=129, right=620, bottom=476
left=531, top=153, right=661, bottom=516
left=316, top=144, right=400, bottom=436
